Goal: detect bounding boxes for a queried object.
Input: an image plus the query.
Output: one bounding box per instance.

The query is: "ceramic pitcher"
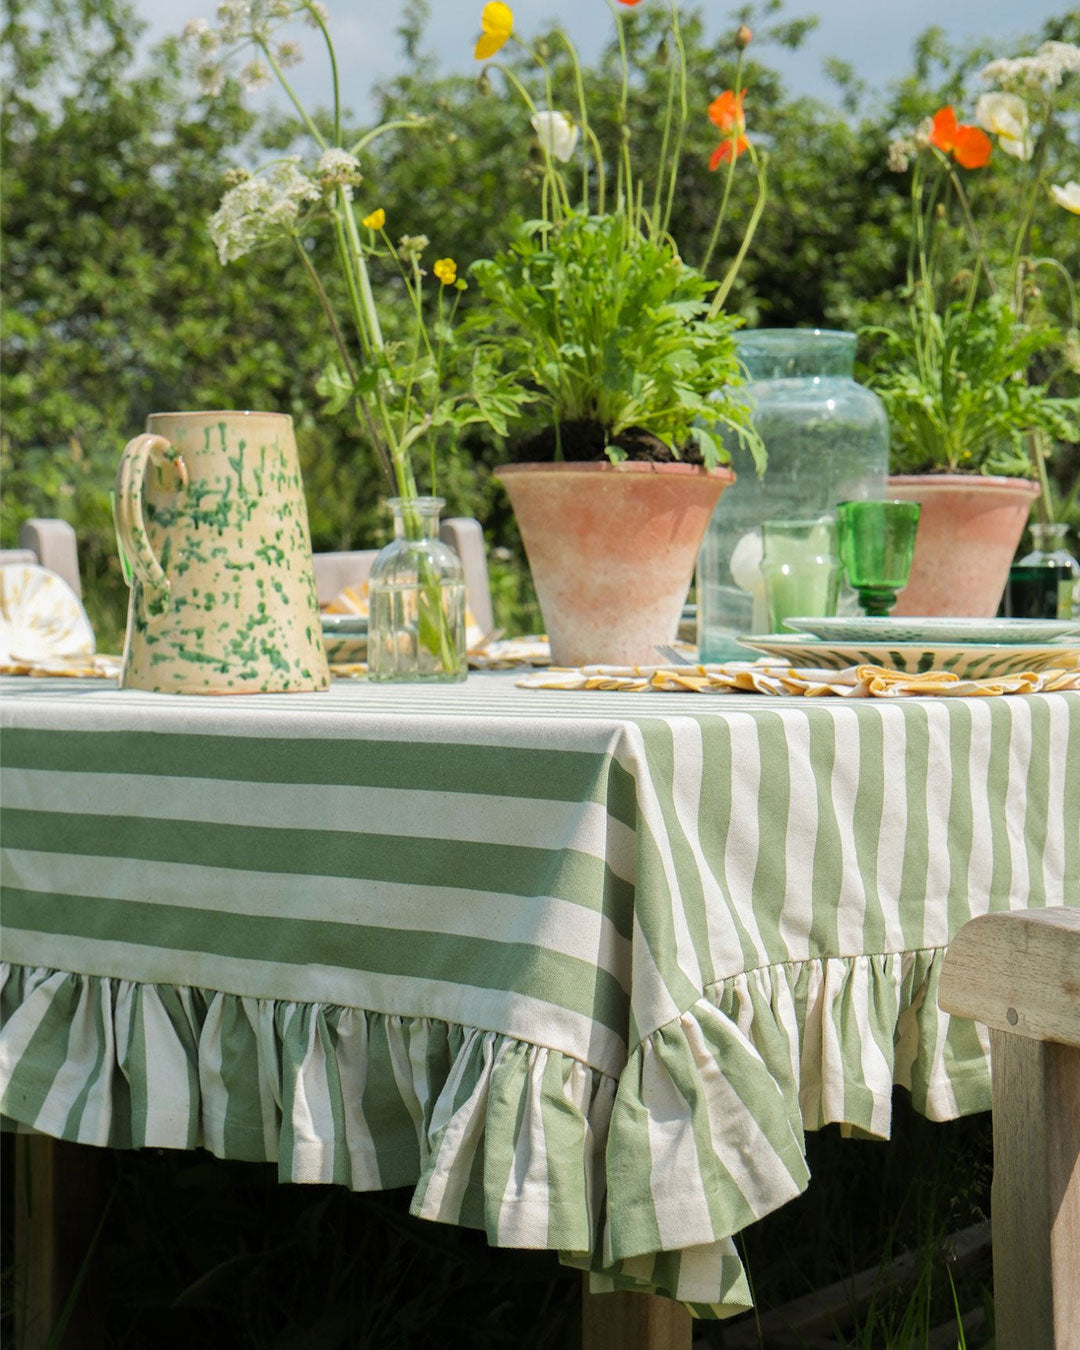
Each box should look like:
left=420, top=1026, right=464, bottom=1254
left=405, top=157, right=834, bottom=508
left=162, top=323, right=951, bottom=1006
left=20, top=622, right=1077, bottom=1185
left=114, top=410, right=330, bottom=694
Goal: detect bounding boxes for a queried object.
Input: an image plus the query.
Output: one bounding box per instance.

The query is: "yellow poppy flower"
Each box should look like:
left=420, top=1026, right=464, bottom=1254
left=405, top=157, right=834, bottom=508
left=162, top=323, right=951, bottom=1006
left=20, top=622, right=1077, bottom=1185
left=474, top=2, right=512, bottom=60
left=433, top=257, right=458, bottom=285
left=361, top=207, right=386, bottom=229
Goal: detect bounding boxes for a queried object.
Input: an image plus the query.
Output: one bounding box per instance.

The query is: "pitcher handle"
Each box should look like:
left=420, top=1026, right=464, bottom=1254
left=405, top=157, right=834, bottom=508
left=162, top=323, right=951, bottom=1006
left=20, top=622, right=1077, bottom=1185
left=114, top=433, right=189, bottom=615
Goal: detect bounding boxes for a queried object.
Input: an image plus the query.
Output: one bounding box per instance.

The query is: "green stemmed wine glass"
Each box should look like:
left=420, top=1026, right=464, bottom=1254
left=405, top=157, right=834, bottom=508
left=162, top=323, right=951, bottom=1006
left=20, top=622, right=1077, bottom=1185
left=836, top=500, right=922, bottom=617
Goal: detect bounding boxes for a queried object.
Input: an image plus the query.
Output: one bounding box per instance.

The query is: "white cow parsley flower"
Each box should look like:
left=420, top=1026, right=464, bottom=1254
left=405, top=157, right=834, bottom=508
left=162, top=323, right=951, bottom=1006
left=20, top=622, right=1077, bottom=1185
left=195, top=60, right=226, bottom=96
left=316, top=147, right=362, bottom=197
left=240, top=59, right=271, bottom=91
left=209, top=160, right=320, bottom=263
left=215, top=0, right=251, bottom=44
left=980, top=41, right=1080, bottom=94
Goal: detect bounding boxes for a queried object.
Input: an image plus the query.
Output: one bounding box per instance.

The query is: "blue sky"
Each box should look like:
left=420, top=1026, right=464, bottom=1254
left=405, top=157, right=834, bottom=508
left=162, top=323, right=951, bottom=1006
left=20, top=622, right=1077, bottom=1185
left=138, top=0, right=1069, bottom=118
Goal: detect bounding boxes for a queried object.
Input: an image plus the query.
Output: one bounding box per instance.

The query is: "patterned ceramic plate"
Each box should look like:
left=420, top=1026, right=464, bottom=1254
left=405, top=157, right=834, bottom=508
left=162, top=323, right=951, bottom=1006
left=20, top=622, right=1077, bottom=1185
left=737, top=635, right=1080, bottom=677
left=321, top=614, right=367, bottom=663
left=321, top=613, right=368, bottom=635
left=786, top=616, right=1080, bottom=645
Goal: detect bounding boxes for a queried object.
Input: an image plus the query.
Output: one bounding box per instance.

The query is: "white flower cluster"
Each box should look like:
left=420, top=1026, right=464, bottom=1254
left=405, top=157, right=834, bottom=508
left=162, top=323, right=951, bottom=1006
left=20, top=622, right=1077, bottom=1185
left=183, top=0, right=317, bottom=93
left=208, top=160, right=320, bottom=263
left=240, top=59, right=271, bottom=90
left=316, top=147, right=362, bottom=198
left=887, top=137, right=915, bottom=173
left=980, top=41, right=1080, bottom=94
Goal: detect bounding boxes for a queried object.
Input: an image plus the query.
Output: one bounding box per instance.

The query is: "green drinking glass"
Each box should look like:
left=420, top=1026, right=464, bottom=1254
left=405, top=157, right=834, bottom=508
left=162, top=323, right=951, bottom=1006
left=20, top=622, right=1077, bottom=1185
left=836, top=499, right=921, bottom=617
left=760, top=517, right=840, bottom=633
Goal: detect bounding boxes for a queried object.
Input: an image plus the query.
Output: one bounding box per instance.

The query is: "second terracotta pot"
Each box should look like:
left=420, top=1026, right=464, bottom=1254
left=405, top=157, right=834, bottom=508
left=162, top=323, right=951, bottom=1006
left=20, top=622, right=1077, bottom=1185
left=888, top=474, right=1040, bottom=617
left=497, top=461, right=735, bottom=667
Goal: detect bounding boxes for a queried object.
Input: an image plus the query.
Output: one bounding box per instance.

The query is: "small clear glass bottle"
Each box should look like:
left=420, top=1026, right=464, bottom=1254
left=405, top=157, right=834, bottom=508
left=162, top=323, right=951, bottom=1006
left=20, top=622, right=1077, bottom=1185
left=367, top=497, right=467, bottom=682
left=1008, top=523, right=1080, bottom=620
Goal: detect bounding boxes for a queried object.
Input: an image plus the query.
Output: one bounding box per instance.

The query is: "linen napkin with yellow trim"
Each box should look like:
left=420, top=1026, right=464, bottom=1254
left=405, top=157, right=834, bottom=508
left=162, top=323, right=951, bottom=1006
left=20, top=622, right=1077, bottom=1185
left=515, top=661, right=1080, bottom=697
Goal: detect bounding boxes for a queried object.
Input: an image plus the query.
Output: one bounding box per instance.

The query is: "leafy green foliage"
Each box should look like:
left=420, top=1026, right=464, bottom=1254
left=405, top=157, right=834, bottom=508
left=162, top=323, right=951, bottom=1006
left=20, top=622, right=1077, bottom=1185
left=0, top=0, right=394, bottom=645
left=469, top=212, right=761, bottom=467
left=867, top=295, right=1080, bottom=475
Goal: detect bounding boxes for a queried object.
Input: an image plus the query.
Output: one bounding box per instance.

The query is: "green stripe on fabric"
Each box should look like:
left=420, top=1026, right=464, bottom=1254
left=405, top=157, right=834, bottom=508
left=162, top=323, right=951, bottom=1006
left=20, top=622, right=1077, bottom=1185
left=217, top=997, right=272, bottom=1161
left=943, top=701, right=976, bottom=934
left=896, top=705, right=932, bottom=948
left=65, top=981, right=130, bottom=1147
left=149, top=985, right=203, bottom=1149
left=452, top=1035, right=492, bottom=1233
left=633, top=720, right=715, bottom=988
left=808, top=713, right=843, bottom=956
left=124, top=986, right=149, bottom=1149
left=1, top=808, right=634, bottom=925
left=540, top=1054, right=592, bottom=1251
left=747, top=714, right=793, bottom=962
left=1022, top=697, right=1052, bottom=908
left=850, top=711, right=887, bottom=953
left=0, top=975, right=83, bottom=1129
left=482, top=1039, right=534, bottom=1238
left=984, top=699, right=1018, bottom=906
left=359, top=1016, right=421, bottom=1184
left=1, top=889, right=630, bottom=1036
left=693, top=718, right=765, bottom=975
left=0, top=728, right=618, bottom=805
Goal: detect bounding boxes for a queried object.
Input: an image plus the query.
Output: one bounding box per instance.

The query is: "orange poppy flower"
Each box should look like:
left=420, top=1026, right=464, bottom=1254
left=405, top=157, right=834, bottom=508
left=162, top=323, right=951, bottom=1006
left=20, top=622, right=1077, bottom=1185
left=708, top=89, right=749, bottom=169
left=615, top=0, right=645, bottom=5
left=928, top=106, right=992, bottom=170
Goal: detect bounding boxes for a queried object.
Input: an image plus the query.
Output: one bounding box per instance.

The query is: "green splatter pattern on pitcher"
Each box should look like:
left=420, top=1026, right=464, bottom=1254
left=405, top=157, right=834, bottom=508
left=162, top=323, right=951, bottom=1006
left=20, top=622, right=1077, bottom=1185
left=118, top=412, right=329, bottom=694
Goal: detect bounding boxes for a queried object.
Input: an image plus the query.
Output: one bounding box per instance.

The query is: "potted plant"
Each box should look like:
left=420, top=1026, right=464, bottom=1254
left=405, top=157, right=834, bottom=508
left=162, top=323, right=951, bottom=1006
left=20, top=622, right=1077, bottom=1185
left=863, top=42, right=1080, bottom=617
left=465, top=2, right=767, bottom=666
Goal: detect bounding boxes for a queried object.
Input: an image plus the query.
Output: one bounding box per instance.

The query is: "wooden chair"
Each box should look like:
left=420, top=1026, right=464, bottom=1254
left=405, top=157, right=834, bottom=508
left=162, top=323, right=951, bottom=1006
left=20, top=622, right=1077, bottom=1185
left=0, top=518, right=82, bottom=597
left=313, top=515, right=495, bottom=637
left=939, top=908, right=1080, bottom=1350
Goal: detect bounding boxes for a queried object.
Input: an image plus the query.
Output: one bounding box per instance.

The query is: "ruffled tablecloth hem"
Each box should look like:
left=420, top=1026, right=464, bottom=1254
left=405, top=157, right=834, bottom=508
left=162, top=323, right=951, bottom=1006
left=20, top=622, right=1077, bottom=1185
left=0, top=947, right=992, bottom=1316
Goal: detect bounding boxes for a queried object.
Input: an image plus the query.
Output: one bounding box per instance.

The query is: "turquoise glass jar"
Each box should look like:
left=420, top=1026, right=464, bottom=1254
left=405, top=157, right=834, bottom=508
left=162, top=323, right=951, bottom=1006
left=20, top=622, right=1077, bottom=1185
left=697, top=329, right=889, bottom=660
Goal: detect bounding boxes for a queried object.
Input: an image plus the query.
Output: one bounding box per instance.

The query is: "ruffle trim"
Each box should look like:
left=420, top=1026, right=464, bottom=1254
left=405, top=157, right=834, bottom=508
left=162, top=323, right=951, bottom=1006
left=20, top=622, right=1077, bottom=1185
left=0, top=947, right=990, bottom=1317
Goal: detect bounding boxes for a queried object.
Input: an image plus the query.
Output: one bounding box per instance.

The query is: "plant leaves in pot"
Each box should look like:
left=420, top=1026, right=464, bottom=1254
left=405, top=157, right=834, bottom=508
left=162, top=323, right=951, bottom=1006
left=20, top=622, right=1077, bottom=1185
left=466, top=5, right=767, bottom=665
left=862, top=71, right=1080, bottom=617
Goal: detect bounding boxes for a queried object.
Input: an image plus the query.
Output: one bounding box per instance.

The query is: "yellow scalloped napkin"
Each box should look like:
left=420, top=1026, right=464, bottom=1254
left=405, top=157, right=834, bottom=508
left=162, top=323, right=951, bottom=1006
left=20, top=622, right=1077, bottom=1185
left=516, top=661, right=1080, bottom=698
left=0, top=653, right=122, bottom=679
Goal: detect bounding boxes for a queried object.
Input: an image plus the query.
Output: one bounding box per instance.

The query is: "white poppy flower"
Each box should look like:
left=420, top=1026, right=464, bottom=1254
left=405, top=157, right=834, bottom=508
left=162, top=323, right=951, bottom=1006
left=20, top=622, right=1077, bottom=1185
left=530, top=111, right=579, bottom=164
left=1050, top=181, right=1080, bottom=214
left=975, top=91, right=1033, bottom=160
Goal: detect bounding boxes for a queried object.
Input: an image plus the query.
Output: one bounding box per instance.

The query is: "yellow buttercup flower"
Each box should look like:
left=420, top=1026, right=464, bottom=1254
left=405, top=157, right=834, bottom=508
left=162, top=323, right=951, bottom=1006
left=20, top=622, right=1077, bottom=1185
left=474, top=2, right=512, bottom=60
left=362, top=207, right=386, bottom=229
left=433, top=257, right=458, bottom=285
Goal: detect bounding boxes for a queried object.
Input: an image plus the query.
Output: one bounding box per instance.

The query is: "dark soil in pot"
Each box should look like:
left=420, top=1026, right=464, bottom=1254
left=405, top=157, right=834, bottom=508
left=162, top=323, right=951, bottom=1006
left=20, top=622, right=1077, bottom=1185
left=510, top=419, right=705, bottom=465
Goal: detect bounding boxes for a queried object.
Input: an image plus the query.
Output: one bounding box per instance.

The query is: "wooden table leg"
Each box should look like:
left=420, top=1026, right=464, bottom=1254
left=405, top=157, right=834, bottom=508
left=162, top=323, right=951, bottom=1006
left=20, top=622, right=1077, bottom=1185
left=581, top=1276, right=693, bottom=1350
left=988, top=1030, right=1080, bottom=1350
left=13, top=1135, right=106, bottom=1350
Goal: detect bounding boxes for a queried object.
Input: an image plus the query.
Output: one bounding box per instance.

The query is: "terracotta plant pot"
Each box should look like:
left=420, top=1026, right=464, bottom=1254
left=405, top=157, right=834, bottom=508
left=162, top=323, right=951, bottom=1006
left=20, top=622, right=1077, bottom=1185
left=888, top=474, right=1040, bottom=618
left=497, top=461, right=735, bottom=666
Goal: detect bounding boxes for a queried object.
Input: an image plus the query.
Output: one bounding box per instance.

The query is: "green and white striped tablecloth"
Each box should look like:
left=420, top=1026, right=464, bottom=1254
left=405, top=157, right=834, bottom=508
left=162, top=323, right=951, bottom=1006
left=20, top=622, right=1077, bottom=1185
left=2, top=674, right=1077, bottom=1315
